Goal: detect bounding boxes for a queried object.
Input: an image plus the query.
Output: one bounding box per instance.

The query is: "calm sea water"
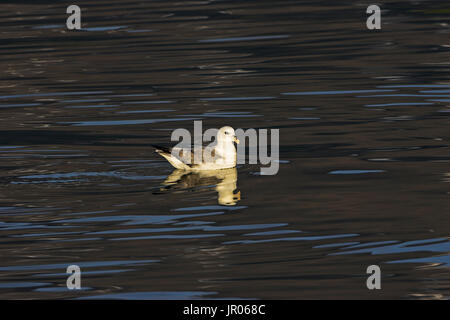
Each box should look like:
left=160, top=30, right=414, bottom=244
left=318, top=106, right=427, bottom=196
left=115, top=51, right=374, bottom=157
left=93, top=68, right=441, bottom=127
left=0, top=0, right=449, bottom=299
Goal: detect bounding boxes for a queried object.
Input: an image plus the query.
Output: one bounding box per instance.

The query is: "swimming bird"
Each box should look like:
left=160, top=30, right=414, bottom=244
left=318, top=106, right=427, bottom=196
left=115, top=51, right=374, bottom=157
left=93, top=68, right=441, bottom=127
left=153, top=126, right=240, bottom=171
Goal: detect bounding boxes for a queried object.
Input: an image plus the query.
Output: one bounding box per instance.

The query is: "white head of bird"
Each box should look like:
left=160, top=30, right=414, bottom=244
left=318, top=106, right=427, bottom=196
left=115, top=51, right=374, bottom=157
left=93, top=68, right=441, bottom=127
left=217, top=126, right=240, bottom=145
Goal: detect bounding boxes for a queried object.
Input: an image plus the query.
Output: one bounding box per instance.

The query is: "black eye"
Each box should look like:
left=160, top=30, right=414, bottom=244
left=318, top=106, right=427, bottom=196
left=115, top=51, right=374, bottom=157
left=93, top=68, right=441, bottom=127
left=224, top=131, right=229, bottom=135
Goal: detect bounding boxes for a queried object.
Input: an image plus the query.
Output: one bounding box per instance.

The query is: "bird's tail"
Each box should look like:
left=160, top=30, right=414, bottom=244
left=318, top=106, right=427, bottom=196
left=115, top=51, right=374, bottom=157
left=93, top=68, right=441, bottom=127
left=151, top=144, right=171, bottom=154
left=151, top=144, right=191, bottom=170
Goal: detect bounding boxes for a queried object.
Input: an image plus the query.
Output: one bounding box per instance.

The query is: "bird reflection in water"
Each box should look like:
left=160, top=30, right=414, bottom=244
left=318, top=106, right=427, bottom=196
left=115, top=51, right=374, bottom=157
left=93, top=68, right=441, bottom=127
left=160, top=168, right=241, bottom=205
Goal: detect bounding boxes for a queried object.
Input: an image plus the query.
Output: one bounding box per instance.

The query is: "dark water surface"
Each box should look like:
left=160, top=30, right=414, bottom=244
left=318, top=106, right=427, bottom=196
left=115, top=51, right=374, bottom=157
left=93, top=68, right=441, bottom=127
left=1, top=0, right=449, bottom=299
